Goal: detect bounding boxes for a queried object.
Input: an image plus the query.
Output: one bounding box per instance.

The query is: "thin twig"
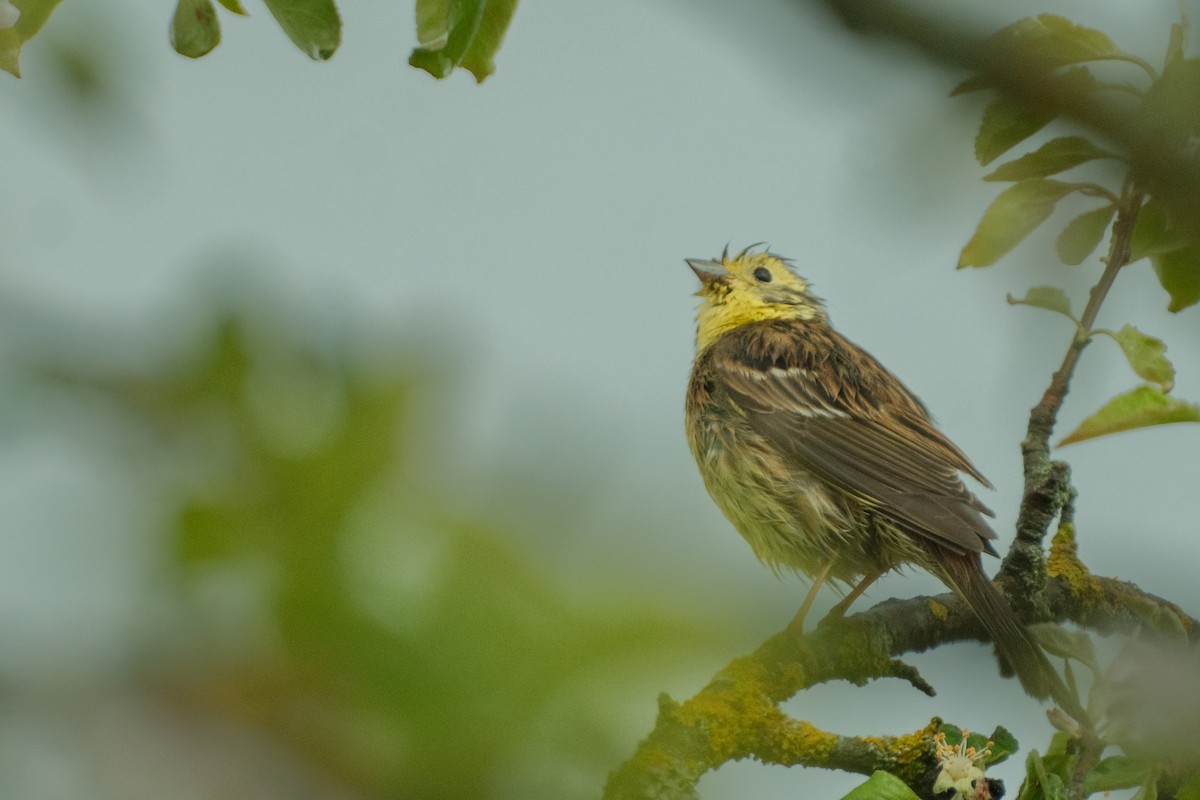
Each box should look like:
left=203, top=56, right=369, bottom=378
left=1030, top=185, right=1141, bottom=443
left=999, top=185, right=1142, bottom=614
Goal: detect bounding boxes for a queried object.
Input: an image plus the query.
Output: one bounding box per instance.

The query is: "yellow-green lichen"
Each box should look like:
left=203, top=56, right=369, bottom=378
left=928, top=599, right=949, bottom=621
left=1047, top=523, right=1102, bottom=600
left=872, top=719, right=942, bottom=781
left=675, top=683, right=776, bottom=761
left=674, top=678, right=843, bottom=767
left=776, top=718, right=839, bottom=763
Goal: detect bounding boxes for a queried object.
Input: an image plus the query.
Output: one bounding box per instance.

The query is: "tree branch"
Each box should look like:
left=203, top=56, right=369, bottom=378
left=604, top=562, right=1197, bottom=800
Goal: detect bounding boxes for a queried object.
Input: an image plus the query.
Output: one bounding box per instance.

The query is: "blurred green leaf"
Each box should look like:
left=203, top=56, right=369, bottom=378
left=177, top=502, right=240, bottom=563
left=1059, top=385, right=1200, bottom=446
left=262, top=0, right=340, bottom=60
left=986, top=14, right=1125, bottom=67
left=1130, top=195, right=1200, bottom=309
left=216, top=0, right=247, bottom=13
left=1130, top=198, right=1194, bottom=261
left=1178, top=771, right=1200, bottom=800
left=960, top=179, right=1079, bottom=267
left=0, top=0, right=63, bottom=77
left=1083, top=756, right=1152, bottom=794
left=1056, top=204, right=1115, bottom=265
left=1097, top=324, right=1174, bottom=391
left=973, top=67, right=1095, bottom=165
left=1019, top=749, right=1068, bottom=800
left=1152, top=245, right=1200, bottom=312
left=984, top=136, right=1115, bottom=182
left=46, top=299, right=719, bottom=800
left=950, top=73, right=990, bottom=96
left=985, top=726, right=1018, bottom=765
left=1007, top=285, right=1075, bottom=320
left=1165, top=22, right=1186, bottom=70
left=840, top=771, right=919, bottom=800
left=1045, top=731, right=1071, bottom=757
left=959, top=14, right=1129, bottom=101
left=1139, top=58, right=1200, bottom=153
left=1031, top=624, right=1096, bottom=666
left=171, top=0, right=222, bottom=59
left=975, top=94, right=1057, bottom=167
left=410, top=0, right=517, bottom=82
left=1120, top=593, right=1191, bottom=641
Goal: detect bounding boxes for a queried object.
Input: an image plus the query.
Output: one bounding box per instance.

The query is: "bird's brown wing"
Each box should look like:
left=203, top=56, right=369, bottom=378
left=711, top=325, right=997, bottom=557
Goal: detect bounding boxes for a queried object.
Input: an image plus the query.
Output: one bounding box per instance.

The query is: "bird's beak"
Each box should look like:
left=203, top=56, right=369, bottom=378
left=686, top=258, right=727, bottom=285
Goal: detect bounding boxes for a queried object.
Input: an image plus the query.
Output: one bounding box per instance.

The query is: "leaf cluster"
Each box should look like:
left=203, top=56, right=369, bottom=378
left=171, top=0, right=339, bottom=62
left=167, top=0, right=517, bottom=80
left=1, top=0, right=518, bottom=80
left=958, top=13, right=1200, bottom=446
left=1010, top=631, right=1200, bottom=800
left=24, top=296, right=714, bottom=799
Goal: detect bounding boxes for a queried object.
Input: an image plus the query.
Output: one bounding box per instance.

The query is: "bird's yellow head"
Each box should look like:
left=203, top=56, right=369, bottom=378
left=688, top=248, right=827, bottom=351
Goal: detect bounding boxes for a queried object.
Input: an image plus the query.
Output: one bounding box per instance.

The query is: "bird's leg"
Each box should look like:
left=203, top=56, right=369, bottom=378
left=788, top=556, right=837, bottom=634
left=826, top=569, right=884, bottom=619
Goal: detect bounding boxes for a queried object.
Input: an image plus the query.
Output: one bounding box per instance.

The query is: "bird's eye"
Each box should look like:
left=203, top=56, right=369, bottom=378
left=753, top=267, right=772, bottom=283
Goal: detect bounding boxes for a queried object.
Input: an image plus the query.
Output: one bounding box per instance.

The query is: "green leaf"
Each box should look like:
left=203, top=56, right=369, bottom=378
left=975, top=95, right=1057, bottom=167
left=1130, top=198, right=1193, bottom=261
left=840, top=771, right=920, bottom=800
left=950, top=74, right=991, bottom=96
left=261, top=0, right=340, bottom=60
left=1152, top=245, right=1200, bottom=312
left=1139, top=58, right=1200, bottom=153
left=1177, top=771, right=1200, bottom=800
left=984, top=136, right=1115, bottom=182
left=459, top=0, right=517, bottom=81
left=0, top=0, right=64, bottom=78
left=1059, top=385, right=1200, bottom=446
left=1165, top=21, right=1185, bottom=70
left=411, top=0, right=482, bottom=79
left=1132, top=196, right=1200, bottom=310
left=1056, top=205, right=1115, bottom=265
left=936, top=723, right=1016, bottom=767
left=1121, top=592, right=1190, bottom=640
left=1083, top=756, right=1153, bottom=794
left=987, top=14, right=1125, bottom=67
left=1030, top=624, right=1096, bottom=665
left=1045, top=732, right=1071, bottom=757
left=960, top=180, right=1079, bottom=268
left=1019, top=749, right=1068, bottom=800
left=410, top=0, right=517, bottom=82
left=958, top=16, right=1120, bottom=98
left=216, top=0, right=247, bottom=13
left=1098, top=324, right=1174, bottom=391
left=414, top=0, right=452, bottom=52
left=171, top=0, right=222, bottom=59
left=984, top=725, right=1017, bottom=765
left=973, top=67, right=1095, bottom=165
left=1007, top=286, right=1075, bottom=320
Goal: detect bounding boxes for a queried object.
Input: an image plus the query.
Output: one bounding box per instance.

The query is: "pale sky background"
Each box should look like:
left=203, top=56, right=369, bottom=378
left=1, top=0, right=1198, bottom=797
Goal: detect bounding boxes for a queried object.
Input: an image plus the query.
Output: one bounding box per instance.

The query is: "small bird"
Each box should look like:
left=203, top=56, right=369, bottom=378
left=684, top=247, right=1053, bottom=700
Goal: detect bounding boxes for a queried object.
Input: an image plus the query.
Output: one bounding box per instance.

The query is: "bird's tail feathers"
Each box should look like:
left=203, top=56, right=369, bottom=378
left=941, top=554, right=1082, bottom=717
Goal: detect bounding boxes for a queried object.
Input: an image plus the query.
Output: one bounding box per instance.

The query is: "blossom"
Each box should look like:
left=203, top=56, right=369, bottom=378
left=932, top=730, right=993, bottom=799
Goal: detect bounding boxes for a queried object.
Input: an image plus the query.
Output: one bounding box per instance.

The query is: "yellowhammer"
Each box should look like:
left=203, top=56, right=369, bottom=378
left=684, top=246, right=1053, bottom=700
